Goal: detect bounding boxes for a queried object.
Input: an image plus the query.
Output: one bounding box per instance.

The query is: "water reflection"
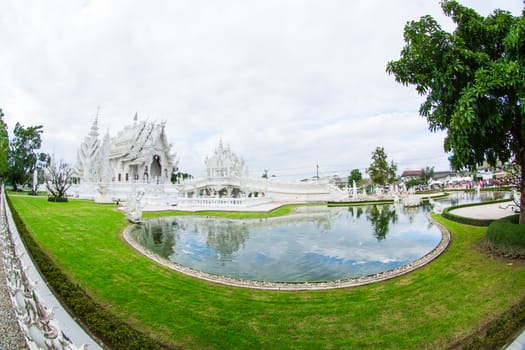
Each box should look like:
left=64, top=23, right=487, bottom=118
left=366, top=205, right=398, bottom=240
left=443, top=190, right=507, bottom=206
left=348, top=206, right=364, bottom=220
left=132, top=220, right=177, bottom=258
left=129, top=204, right=443, bottom=282
left=204, top=221, right=249, bottom=262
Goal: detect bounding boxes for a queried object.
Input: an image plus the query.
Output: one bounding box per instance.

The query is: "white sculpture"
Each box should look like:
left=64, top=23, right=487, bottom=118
left=125, top=189, right=145, bottom=223
left=32, top=169, right=38, bottom=193
left=94, top=131, right=113, bottom=204
left=402, top=187, right=422, bottom=207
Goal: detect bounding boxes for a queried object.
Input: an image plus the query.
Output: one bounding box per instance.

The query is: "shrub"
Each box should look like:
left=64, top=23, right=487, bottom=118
left=485, top=215, right=525, bottom=259
left=460, top=297, right=525, bottom=349
left=48, top=196, right=69, bottom=202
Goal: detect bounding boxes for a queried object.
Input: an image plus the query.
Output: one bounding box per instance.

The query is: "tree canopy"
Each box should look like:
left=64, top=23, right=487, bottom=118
left=8, top=122, right=49, bottom=191
left=0, top=109, right=8, bottom=180
left=349, top=168, right=363, bottom=186
left=386, top=1, right=525, bottom=222
left=421, top=166, right=435, bottom=184
left=367, top=147, right=397, bottom=186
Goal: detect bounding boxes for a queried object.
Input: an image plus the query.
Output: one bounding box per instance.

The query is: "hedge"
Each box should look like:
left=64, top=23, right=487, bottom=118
left=47, top=196, right=69, bottom=202
left=484, top=215, right=525, bottom=259
left=460, top=296, right=525, bottom=349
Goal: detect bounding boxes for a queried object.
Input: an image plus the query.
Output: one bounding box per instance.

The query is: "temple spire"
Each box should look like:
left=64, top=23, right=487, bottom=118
left=89, top=107, right=100, bottom=138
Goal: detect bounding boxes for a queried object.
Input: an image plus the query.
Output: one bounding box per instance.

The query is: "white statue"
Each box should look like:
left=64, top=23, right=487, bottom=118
left=125, top=189, right=145, bottom=223
left=32, top=169, right=38, bottom=193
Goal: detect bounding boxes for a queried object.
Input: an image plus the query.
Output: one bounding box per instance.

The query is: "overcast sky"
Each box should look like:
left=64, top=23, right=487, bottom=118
left=1, top=1, right=522, bottom=180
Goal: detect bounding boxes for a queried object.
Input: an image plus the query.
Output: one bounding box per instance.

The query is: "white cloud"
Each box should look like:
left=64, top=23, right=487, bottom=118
left=0, top=0, right=521, bottom=178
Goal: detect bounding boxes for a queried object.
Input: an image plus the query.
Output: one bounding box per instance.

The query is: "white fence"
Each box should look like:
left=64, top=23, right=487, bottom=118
left=0, top=188, right=101, bottom=350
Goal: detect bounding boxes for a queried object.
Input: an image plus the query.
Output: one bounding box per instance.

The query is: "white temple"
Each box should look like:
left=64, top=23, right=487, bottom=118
left=71, top=114, right=347, bottom=209
left=72, top=114, right=178, bottom=203
left=205, top=139, right=245, bottom=178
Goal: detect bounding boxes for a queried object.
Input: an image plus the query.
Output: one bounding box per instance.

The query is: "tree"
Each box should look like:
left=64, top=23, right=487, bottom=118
left=386, top=1, right=525, bottom=222
left=8, top=123, right=48, bottom=191
left=367, top=147, right=397, bottom=186
left=171, top=171, right=192, bottom=183
left=366, top=205, right=398, bottom=240
left=0, top=109, right=8, bottom=181
left=349, top=168, right=362, bottom=186
left=45, top=159, right=73, bottom=202
left=421, top=166, right=435, bottom=184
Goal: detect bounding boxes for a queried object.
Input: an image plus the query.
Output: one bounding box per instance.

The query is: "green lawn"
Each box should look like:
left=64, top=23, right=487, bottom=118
left=8, top=195, right=525, bottom=349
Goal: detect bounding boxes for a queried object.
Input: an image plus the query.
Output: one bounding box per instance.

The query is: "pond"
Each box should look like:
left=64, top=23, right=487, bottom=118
left=128, top=191, right=508, bottom=283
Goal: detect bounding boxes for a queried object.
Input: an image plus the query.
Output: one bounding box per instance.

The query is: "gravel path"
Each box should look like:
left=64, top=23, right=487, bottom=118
left=0, top=248, right=27, bottom=350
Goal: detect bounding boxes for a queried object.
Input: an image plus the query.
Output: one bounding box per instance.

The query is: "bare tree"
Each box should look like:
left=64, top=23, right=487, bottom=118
left=45, top=160, right=73, bottom=202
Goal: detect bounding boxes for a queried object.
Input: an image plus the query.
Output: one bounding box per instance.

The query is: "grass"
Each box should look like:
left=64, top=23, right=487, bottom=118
left=8, top=195, right=525, bottom=349
left=142, top=204, right=294, bottom=219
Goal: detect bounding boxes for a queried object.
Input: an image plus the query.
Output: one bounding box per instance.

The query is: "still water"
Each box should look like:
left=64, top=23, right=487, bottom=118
left=129, top=191, right=507, bottom=283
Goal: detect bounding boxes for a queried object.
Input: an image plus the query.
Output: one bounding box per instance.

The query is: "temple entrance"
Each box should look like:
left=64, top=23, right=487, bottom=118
left=151, top=155, right=162, bottom=183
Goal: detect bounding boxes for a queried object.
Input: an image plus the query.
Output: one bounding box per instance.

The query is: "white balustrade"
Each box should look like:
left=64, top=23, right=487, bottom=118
left=177, top=196, right=273, bottom=208
left=0, top=186, right=89, bottom=350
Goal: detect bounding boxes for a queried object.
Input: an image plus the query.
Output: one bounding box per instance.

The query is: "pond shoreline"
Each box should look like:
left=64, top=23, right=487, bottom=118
left=122, top=214, right=450, bottom=291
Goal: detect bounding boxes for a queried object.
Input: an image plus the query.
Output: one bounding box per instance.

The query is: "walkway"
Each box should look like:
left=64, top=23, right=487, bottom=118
left=448, top=201, right=517, bottom=220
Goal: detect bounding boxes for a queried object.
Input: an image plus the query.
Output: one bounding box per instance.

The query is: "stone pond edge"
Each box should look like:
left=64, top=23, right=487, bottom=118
left=122, top=214, right=451, bottom=291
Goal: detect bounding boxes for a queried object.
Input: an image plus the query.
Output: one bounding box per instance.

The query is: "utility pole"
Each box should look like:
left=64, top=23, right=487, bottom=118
left=316, top=164, right=319, bottom=180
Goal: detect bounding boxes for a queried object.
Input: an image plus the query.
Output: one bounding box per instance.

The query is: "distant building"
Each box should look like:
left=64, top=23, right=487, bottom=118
left=400, top=170, right=423, bottom=181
